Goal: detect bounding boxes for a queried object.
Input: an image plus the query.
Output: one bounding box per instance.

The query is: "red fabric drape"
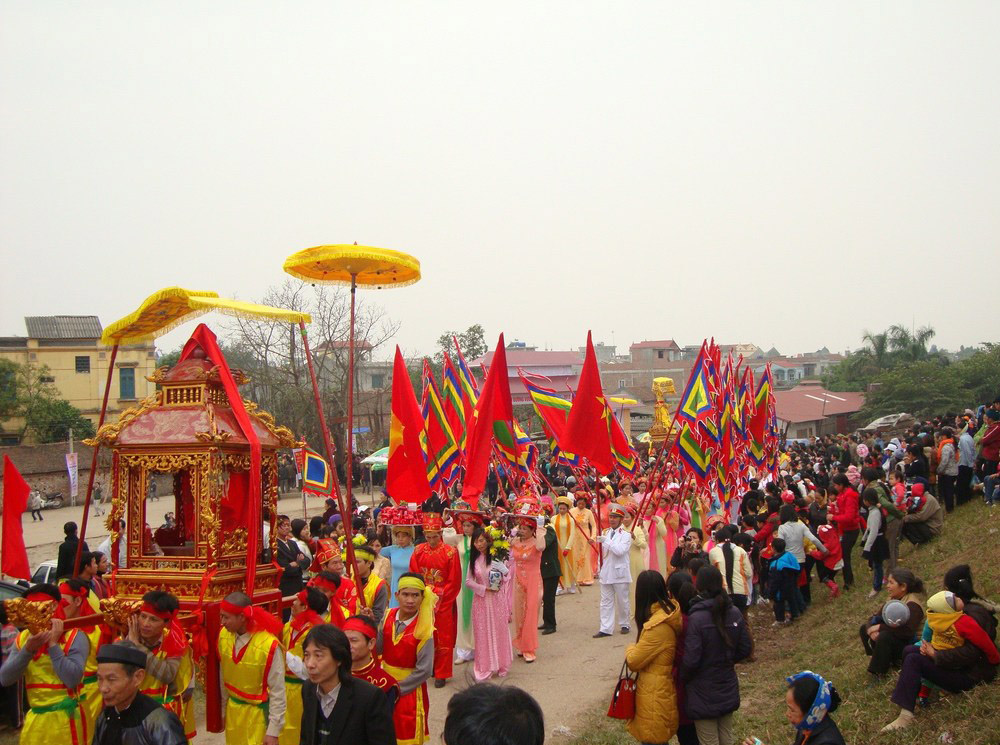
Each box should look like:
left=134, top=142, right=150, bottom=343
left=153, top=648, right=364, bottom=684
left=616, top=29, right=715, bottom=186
left=179, top=324, right=263, bottom=595
left=2, top=455, right=31, bottom=580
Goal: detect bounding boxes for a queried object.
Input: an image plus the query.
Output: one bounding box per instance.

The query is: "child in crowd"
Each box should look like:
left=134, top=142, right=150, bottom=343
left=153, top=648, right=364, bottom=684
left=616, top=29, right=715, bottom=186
left=809, top=517, right=844, bottom=599
left=861, top=490, right=890, bottom=599
left=768, top=538, right=804, bottom=626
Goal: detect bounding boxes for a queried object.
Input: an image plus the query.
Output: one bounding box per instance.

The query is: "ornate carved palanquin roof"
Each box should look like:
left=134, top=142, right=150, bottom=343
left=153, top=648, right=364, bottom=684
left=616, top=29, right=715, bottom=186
left=90, top=355, right=297, bottom=449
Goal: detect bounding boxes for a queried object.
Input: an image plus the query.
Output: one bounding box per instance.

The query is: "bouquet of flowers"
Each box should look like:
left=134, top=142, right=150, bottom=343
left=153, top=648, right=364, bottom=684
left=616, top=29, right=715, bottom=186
left=485, top=525, right=510, bottom=591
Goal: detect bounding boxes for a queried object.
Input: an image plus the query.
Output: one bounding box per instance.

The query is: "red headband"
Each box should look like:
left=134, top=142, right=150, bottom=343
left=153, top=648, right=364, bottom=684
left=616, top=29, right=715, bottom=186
left=295, top=590, right=310, bottom=605
left=58, top=583, right=89, bottom=599
left=308, top=575, right=340, bottom=594
left=220, top=600, right=252, bottom=619
left=342, top=618, right=376, bottom=639
left=140, top=602, right=175, bottom=621
left=24, top=592, right=55, bottom=604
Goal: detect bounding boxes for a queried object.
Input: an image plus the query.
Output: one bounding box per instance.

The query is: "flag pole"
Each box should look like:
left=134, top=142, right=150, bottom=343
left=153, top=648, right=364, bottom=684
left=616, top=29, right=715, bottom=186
left=75, top=343, right=118, bottom=576
left=298, top=321, right=365, bottom=608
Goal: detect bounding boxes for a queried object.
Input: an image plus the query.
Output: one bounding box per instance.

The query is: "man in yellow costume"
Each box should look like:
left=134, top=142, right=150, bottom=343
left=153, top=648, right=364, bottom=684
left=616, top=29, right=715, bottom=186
left=279, top=587, right=328, bottom=745
left=374, top=572, right=435, bottom=745
left=58, top=578, right=104, bottom=742
left=351, top=544, right=389, bottom=627
left=0, top=583, right=89, bottom=745
left=551, top=496, right=580, bottom=595
left=218, top=591, right=286, bottom=745
left=125, top=590, right=196, bottom=741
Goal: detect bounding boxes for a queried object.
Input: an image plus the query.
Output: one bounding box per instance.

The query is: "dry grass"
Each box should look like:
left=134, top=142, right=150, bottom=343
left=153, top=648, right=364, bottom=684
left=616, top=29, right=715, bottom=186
left=564, top=500, right=1000, bottom=745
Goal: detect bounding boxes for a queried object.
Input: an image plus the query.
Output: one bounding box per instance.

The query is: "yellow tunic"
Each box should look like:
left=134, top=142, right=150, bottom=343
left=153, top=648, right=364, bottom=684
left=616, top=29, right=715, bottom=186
left=278, top=620, right=315, bottom=745
left=78, top=625, right=103, bottom=745
left=569, top=507, right=597, bottom=584
left=218, top=628, right=280, bottom=745
left=16, top=628, right=87, bottom=745
left=551, top=513, right=580, bottom=588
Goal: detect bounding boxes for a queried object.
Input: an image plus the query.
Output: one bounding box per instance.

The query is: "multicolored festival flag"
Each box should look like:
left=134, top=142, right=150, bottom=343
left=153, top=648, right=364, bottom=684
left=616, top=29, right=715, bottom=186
left=677, top=422, right=712, bottom=486
left=518, top=370, right=579, bottom=466
left=441, top=353, right=467, bottom=454
left=297, top=446, right=334, bottom=498
left=675, top=342, right=715, bottom=427
left=421, top=359, right=460, bottom=489
left=564, top=332, right=615, bottom=475
left=387, top=346, right=432, bottom=504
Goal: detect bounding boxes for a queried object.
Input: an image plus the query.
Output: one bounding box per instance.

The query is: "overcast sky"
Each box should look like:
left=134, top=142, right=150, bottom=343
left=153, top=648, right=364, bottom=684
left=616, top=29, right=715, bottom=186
left=3, top=2, right=999, bottom=360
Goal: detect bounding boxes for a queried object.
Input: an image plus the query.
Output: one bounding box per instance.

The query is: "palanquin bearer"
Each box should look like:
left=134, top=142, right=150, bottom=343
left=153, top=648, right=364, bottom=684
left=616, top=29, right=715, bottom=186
left=58, top=578, right=106, bottom=743
left=278, top=587, right=328, bottom=745
left=91, top=641, right=187, bottom=745
left=344, top=614, right=399, bottom=704
left=217, top=591, right=286, bottom=745
left=351, top=543, right=390, bottom=627
left=0, top=583, right=89, bottom=745
left=408, top=512, right=461, bottom=687
left=376, top=572, right=436, bottom=745
left=125, top=591, right=196, bottom=742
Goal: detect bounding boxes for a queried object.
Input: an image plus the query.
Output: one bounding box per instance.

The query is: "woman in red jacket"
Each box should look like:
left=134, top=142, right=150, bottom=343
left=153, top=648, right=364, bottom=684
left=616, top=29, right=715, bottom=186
left=828, top=474, right=861, bottom=591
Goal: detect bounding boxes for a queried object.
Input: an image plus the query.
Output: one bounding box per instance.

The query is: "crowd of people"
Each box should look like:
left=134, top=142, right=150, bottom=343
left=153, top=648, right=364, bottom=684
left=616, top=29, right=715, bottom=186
left=0, top=401, right=997, bottom=745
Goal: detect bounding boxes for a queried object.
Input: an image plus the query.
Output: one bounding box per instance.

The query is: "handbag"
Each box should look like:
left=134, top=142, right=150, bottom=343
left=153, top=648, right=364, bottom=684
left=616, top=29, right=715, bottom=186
left=606, top=659, right=638, bottom=719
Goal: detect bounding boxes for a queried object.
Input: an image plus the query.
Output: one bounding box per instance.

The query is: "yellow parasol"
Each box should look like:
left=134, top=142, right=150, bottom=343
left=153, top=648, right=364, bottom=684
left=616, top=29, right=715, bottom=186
left=607, top=396, right=638, bottom=406
left=283, top=244, right=422, bottom=604
left=282, top=244, right=420, bottom=288
left=101, top=286, right=311, bottom=345
left=77, top=286, right=311, bottom=585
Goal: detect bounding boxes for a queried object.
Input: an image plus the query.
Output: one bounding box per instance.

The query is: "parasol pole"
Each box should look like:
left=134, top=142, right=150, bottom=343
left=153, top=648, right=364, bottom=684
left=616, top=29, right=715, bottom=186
left=298, top=321, right=366, bottom=607
left=76, top=343, right=118, bottom=575
left=346, top=273, right=357, bottom=507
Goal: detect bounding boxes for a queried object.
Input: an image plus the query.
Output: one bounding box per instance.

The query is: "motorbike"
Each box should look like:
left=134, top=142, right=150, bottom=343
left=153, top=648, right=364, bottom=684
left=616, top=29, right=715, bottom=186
left=30, top=490, right=64, bottom=510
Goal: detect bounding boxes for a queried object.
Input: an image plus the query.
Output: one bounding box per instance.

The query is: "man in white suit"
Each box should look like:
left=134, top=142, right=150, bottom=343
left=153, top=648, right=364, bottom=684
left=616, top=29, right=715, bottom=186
left=592, top=503, right=633, bottom=638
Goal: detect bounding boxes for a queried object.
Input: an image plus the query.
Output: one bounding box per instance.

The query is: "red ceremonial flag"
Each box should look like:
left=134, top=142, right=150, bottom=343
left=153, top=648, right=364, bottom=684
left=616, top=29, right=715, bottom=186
left=564, top=331, right=615, bottom=475
left=387, top=347, right=432, bottom=504
left=2, top=455, right=31, bottom=580
left=461, top=334, right=514, bottom=508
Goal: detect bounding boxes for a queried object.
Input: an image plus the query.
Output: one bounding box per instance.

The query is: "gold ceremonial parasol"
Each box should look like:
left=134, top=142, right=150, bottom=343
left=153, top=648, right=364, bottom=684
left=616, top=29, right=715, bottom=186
left=283, top=244, right=421, bottom=597
left=283, top=244, right=420, bottom=289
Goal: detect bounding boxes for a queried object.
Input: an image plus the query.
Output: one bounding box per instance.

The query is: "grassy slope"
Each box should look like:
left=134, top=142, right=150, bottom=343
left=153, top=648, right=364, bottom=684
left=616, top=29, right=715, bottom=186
left=564, top=499, right=1000, bottom=745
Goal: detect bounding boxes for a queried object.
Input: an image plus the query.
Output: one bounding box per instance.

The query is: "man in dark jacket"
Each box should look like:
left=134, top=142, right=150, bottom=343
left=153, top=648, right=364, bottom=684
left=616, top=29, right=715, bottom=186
left=56, top=521, right=88, bottom=581
left=539, top=521, right=560, bottom=635
left=276, top=515, right=309, bottom=620
left=299, top=624, right=394, bottom=745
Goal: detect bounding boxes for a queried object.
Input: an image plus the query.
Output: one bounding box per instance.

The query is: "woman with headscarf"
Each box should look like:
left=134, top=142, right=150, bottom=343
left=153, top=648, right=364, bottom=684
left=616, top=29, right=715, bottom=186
left=740, top=671, right=845, bottom=745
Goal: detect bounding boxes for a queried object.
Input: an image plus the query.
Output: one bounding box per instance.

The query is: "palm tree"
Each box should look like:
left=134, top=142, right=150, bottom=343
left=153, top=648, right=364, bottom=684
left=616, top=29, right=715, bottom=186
left=859, top=330, right=891, bottom=372
left=887, top=324, right=937, bottom=362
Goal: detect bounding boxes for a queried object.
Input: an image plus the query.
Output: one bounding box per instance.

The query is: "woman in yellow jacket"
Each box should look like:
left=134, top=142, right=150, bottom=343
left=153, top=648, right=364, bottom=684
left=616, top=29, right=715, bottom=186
left=625, top=570, right=683, bottom=745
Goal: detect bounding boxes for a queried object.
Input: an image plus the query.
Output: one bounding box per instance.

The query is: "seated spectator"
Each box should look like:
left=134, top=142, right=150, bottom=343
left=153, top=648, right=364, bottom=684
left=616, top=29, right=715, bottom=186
left=443, top=683, right=544, bottom=745
left=943, top=564, right=998, bottom=643
left=860, top=568, right=925, bottom=677
left=900, top=484, right=942, bottom=545
left=882, top=590, right=1000, bottom=731
left=740, top=671, right=845, bottom=745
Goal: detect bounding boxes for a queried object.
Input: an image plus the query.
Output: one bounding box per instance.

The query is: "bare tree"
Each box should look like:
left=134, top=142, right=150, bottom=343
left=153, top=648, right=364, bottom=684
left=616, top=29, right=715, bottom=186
left=222, top=280, right=399, bottom=468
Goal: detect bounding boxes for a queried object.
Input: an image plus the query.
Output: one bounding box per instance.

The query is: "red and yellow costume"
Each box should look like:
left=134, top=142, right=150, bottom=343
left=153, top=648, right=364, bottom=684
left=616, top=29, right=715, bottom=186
left=380, top=576, right=436, bottom=745
left=15, top=626, right=85, bottom=745
left=279, top=595, right=324, bottom=745
left=409, top=514, right=461, bottom=680
left=137, top=602, right=196, bottom=741
left=344, top=616, right=399, bottom=699
left=57, top=581, right=106, bottom=744
left=218, top=603, right=282, bottom=745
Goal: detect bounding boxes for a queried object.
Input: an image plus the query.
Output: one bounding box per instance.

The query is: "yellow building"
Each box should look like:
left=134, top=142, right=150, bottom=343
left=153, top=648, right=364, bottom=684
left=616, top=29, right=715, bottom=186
left=0, top=316, right=157, bottom=444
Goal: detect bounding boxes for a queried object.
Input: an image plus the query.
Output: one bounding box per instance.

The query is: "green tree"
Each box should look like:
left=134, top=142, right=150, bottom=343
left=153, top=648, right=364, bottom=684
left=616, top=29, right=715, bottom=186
left=26, top=398, right=96, bottom=443
left=435, top=324, right=487, bottom=365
